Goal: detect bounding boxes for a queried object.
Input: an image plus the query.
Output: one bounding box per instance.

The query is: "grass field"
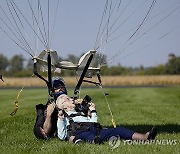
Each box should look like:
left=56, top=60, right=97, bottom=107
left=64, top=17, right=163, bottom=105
left=0, top=86, right=180, bottom=154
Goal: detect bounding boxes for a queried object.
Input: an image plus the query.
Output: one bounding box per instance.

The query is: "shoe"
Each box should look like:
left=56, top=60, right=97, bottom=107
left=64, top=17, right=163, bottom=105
left=148, top=127, right=157, bottom=140
left=74, top=139, right=83, bottom=144
left=93, top=136, right=103, bottom=144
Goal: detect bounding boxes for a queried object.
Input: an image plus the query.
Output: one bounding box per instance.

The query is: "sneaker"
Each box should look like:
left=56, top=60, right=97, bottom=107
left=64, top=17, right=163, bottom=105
left=74, top=139, right=83, bottom=144
left=148, top=127, right=157, bottom=140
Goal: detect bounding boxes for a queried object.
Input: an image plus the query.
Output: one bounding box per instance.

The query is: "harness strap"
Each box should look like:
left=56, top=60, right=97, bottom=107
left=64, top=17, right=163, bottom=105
left=65, top=111, right=103, bottom=144
left=74, top=54, right=94, bottom=95
left=67, top=122, right=102, bottom=132
left=67, top=112, right=87, bottom=118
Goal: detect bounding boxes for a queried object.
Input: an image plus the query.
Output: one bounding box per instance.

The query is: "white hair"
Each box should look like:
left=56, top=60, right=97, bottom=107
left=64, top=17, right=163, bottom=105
left=56, top=94, right=68, bottom=109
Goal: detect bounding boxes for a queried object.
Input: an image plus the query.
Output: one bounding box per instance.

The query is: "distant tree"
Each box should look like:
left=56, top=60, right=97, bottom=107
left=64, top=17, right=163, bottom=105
left=100, top=65, right=109, bottom=75
left=0, top=54, right=9, bottom=71
left=26, top=58, right=33, bottom=70
left=9, top=54, right=24, bottom=73
left=107, top=65, right=131, bottom=75
left=147, top=65, right=165, bottom=75
left=165, top=57, right=180, bottom=74
left=66, top=54, right=79, bottom=64
left=135, top=65, right=147, bottom=75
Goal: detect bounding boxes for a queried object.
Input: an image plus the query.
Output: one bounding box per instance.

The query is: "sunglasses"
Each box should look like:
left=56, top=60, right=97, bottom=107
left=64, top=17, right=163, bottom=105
left=54, top=85, right=65, bottom=90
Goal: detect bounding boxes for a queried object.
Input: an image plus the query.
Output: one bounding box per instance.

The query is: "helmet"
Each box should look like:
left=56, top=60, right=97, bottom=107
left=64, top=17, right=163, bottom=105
left=52, top=77, right=65, bottom=89
left=51, top=77, right=67, bottom=99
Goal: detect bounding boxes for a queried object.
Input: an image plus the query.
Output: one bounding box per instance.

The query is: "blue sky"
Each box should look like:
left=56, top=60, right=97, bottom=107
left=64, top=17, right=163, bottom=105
left=0, top=0, right=180, bottom=67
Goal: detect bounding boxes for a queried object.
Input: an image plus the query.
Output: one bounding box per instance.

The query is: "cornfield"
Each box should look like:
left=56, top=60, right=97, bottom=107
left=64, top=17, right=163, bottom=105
left=0, top=75, right=180, bottom=87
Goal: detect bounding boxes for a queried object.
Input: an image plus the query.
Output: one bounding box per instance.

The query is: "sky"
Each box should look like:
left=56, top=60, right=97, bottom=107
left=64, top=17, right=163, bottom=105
left=0, top=0, right=180, bottom=67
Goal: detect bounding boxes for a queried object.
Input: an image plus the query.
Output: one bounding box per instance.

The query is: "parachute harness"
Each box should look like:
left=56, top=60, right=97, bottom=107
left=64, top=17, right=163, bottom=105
left=71, top=49, right=116, bottom=128
left=76, top=70, right=117, bottom=128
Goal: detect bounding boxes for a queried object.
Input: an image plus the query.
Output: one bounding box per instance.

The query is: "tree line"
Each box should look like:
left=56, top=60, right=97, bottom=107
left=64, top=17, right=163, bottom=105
left=0, top=53, right=180, bottom=77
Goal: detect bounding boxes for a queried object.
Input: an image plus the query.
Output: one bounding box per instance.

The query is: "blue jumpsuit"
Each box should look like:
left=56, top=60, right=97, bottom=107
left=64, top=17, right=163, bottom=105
left=57, top=110, right=134, bottom=143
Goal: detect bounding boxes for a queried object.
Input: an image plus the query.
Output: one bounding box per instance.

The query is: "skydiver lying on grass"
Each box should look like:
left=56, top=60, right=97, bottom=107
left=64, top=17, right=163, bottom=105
left=33, top=77, right=67, bottom=140
left=56, top=94, right=157, bottom=144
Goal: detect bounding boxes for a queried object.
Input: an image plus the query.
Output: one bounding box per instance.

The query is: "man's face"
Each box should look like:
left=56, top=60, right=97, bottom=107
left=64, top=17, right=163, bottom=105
left=58, top=95, right=75, bottom=110
left=54, top=82, right=66, bottom=94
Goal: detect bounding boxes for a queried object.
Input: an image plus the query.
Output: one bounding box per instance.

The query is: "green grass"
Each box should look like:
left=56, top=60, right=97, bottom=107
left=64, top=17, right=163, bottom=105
left=0, top=86, right=180, bottom=154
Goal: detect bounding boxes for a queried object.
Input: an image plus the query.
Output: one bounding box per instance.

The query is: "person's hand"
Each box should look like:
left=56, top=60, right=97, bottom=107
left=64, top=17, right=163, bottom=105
left=74, top=98, right=83, bottom=104
left=69, top=136, right=75, bottom=142
left=46, top=103, right=55, bottom=117
left=58, top=110, right=64, bottom=120
left=89, top=102, right=96, bottom=111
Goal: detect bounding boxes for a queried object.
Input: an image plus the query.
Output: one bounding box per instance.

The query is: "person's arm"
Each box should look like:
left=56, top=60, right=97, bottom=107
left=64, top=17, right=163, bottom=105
left=43, top=103, right=55, bottom=134
left=57, top=110, right=68, bottom=140
left=88, top=103, right=98, bottom=122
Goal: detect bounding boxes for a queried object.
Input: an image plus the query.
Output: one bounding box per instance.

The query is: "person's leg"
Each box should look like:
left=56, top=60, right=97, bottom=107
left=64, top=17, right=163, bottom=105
left=132, top=127, right=157, bottom=140
left=100, top=126, right=135, bottom=141
left=132, top=132, right=148, bottom=140
left=100, top=126, right=157, bottom=142
left=75, top=130, right=97, bottom=143
left=34, top=104, right=46, bottom=139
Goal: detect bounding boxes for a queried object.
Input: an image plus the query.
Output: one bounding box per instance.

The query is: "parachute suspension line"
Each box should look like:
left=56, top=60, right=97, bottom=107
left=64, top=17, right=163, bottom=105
left=98, top=38, right=107, bottom=67
left=110, top=0, right=145, bottom=40
left=0, top=26, right=33, bottom=57
left=50, top=0, right=60, bottom=47
left=96, top=1, right=120, bottom=66
left=108, top=2, right=180, bottom=65
left=95, top=0, right=133, bottom=50
left=105, top=0, right=179, bottom=45
left=10, top=74, right=34, bottom=116
left=103, top=0, right=132, bottom=43
left=31, top=0, right=37, bottom=54
left=97, top=0, right=116, bottom=66
left=96, top=0, right=146, bottom=51
left=10, top=0, right=48, bottom=50
left=112, top=25, right=180, bottom=64
left=105, top=26, right=137, bottom=45
left=34, top=0, right=40, bottom=54
left=94, top=0, right=133, bottom=67
left=47, top=0, right=50, bottom=50
left=136, top=4, right=180, bottom=41
left=94, top=0, right=109, bottom=50
left=117, top=0, right=122, bottom=11
left=94, top=0, right=117, bottom=50
left=158, top=25, right=180, bottom=40
left=150, top=1, right=180, bottom=19
left=95, top=0, right=123, bottom=65
left=108, top=0, right=157, bottom=65
left=127, top=0, right=156, bottom=41
left=0, top=2, right=33, bottom=57
left=117, top=4, right=180, bottom=61
left=99, top=86, right=116, bottom=128
left=105, top=0, right=113, bottom=44
left=37, top=0, right=48, bottom=51
left=7, top=0, right=35, bottom=56
left=27, top=0, right=48, bottom=49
